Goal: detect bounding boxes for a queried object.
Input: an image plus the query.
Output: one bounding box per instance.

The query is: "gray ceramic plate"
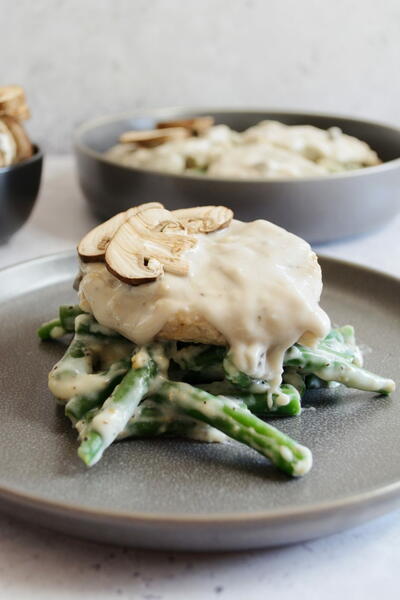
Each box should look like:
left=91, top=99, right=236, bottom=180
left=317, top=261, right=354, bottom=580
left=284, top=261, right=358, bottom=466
left=0, top=252, right=399, bottom=551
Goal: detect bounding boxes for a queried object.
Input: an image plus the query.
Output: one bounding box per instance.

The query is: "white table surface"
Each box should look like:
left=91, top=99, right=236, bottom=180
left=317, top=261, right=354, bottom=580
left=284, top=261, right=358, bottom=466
left=0, top=156, right=399, bottom=599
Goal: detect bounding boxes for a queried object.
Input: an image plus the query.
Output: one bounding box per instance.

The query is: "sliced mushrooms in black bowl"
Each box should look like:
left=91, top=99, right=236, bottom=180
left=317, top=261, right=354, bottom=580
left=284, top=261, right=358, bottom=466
left=74, top=109, right=400, bottom=244
left=0, top=85, right=43, bottom=242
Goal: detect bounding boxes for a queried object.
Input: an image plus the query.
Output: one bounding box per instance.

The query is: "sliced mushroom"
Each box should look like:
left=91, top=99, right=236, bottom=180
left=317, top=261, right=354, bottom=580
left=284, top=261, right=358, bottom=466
left=78, top=202, right=235, bottom=286
left=104, top=204, right=198, bottom=284
left=133, top=203, right=185, bottom=234
left=78, top=203, right=166, bottom=262
left=11, top=104, right=30, bottom=121
left=128, top=216, right=195, bottom=259
left=105, top=221, right=164, bottom=284
left=157, top=116, right=214, bottom=135
left=78, top=211, right=129, bottom=263
left=119, top=127, right=189, bottom=147
left=1, top=115, right=33, bottom=161
left=0, top=85, right=30, bottom=120
left=172, top=206, right=233, bottom=233
left=0, top=119, right=17, bottom=167
left=105, top=220, right=194, bottom=284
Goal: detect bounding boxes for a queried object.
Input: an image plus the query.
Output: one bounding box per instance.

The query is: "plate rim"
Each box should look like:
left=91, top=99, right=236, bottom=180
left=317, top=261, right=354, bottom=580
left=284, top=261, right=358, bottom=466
left=0, top=250, right=399, bottom=526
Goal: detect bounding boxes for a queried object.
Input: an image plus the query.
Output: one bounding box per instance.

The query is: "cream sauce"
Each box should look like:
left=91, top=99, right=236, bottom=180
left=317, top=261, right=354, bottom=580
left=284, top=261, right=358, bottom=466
left=106, top=120, right=380, bottom=178
left=243, top=121, right=380, bottom=167
left=89, top=378, right=148, bottom=449
left=48, top=331, right=132, bottom=401
left=49, top=361, right=107, bottom=400
left=207, top=143, right=325, bottom=178
left=117, top=399, right=228, bottom=443
left=79, top=219, right=330, bottom=392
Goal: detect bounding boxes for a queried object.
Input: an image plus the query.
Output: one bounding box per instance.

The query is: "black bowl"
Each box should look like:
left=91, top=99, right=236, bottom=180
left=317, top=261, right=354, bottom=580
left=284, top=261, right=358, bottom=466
left=0, top=147, right=43, bottom=242
left=74, top=109, right=400, bottom=243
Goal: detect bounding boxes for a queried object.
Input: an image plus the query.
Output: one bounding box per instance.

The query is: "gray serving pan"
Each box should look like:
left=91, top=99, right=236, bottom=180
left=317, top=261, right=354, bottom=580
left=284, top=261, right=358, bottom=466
left=74, top=109, right=400, bottom=243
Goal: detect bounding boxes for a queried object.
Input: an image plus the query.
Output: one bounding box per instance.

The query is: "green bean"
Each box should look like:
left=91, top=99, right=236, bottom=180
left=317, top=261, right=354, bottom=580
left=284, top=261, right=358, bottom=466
left=223, top=353, right=295, bottom=415
left=59, top=305, right=85, bottom=331
left=156, top=381, right=312, bottom=477
left=42, top=319, right=395, bottom=476
left=223, top=329, right=393, bottom=395
left=48, top=315, right=133, bottom=403
left=65, top=357, right=131, bottom=422
left=170, top=343, right=226, bottom=371
left=285, top=344, right=395, bottom=394
left=175, top=366, right=225, bottom=384
left=304, top=374, right=340, bottom=390
left=48, top=334, right=94, bottom=401
left=77, top=347, right=158, bottom=466
left=318, top=326, right=363, bottom=366
left=239, top=384, right=301, bottom=416
left=37, top=318, right=66, bottom=340
left=74, top=313, right=124, bottom=339
left=117, top=398, right=226, bottom=442
left=38, top=305, right=85, bottom=340
left=200, top=381, right=301, bottom=417
left=219, top=327, right=365, bottom=390
left=223, top=354, right=269, bottom=392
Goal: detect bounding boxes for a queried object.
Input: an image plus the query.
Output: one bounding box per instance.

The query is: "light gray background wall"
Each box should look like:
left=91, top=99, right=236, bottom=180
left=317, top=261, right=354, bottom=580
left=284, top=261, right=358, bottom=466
left=1, top=0, right=399, bottom=152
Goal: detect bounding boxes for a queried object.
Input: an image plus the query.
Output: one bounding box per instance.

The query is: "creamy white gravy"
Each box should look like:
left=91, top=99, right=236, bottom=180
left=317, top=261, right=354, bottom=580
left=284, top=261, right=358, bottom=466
left=106, top=120, right=380, bottom=178
left=79, top=219, right=330, bottom=391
